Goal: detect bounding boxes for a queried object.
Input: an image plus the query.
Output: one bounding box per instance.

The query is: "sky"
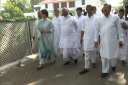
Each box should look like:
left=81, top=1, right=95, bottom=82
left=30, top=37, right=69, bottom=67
left=106, top=0, right=123, bottom=7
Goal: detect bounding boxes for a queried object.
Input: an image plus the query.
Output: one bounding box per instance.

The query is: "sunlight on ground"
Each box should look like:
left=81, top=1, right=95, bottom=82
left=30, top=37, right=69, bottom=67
left=26, top=54, right=38, bottom=60
left=27, top=79, right=46, bottom=85
left=55, top=74, right=64, bottom=78
left=108, top=72, right=127, bottom=85
left=27, top=74, right=64, bottom=85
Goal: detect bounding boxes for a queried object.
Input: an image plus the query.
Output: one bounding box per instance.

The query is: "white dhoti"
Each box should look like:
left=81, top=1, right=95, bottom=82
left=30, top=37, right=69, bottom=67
left=52, top=16, right=61, bottom=57
left=82, top=15, right=98, bottom=69
left=54, top=42, right=61, bottom=57
left=95, top=15, right=124, bottom=74
left=59, top=15, right=81, bottom=62
left=101, top=58, right=117, bottom=73
left=119, top=46, right=128, bottom=61
left=84, top=51, right=96, bottom=69
left=63, top=48, right=81, bottom=61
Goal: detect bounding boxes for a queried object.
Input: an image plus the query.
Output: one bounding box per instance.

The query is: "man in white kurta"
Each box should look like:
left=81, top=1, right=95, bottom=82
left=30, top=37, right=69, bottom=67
left=52, top=9, right=61, bottom=57
left=74, top=7, right=85, bottom=58
left=118, top=9, right=128, bottom=66
left=95, top=4, right=124, bottom=78
left=60, top=8, right=79, bottom=65
left=79, top=5, right=97, bottom=75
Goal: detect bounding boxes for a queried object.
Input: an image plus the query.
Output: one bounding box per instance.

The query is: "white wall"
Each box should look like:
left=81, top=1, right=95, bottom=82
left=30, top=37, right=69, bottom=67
left=40, top=0, right=84, bottom=10
left=75, top=0, right=82, bottom=8
left=0, top=0, right=7, bottom=7
left=48, top=3, right=53, bottom=10
left=38, top=0, right=86, bottom=16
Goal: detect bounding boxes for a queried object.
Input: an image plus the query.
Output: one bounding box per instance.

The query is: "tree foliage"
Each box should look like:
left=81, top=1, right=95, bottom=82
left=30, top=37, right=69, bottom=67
left=0, top=0, right=33, bottom=21
left=31, top=0, right=42, bottom=5
left=100, top=0, right=106, bottom=5
left=123, top=0, right=128, bottom=7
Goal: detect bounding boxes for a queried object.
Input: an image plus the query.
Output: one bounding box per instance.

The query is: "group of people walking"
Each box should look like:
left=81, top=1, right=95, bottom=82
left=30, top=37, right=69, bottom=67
left=32, top=4, right=128, bottom=79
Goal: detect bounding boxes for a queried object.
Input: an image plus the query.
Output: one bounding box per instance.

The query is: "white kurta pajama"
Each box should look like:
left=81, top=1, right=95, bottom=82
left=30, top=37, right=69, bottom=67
left=59, top=15, right=80, bottom=62
left=82, top=15, right=97, bottom=69
left=95, top=15, right=123, bottom=73
left=52, top=16, right=61, bottom=57
left=74, top=15, right=85, bottom=57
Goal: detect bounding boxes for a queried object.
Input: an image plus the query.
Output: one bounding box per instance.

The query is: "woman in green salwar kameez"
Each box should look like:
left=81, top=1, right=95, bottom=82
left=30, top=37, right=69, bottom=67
left=36, top=10, right=54, bottom=70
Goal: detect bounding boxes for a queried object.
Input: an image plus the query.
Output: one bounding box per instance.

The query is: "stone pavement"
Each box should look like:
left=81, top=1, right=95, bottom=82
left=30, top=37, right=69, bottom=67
left=0, top=57, right=128, bottom=85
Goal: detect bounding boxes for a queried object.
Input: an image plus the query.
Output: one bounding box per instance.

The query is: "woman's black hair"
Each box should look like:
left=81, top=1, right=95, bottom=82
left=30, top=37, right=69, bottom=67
left=41, top=9, right=48, bottom=17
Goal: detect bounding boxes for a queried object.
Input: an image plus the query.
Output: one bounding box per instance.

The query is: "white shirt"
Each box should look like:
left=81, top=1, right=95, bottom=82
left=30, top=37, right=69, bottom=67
left=95, top=14, right=123, bottom=59
left=52, top=16, right=61, bottom=48
left=74, top=15, right=85, bottom=47
left=59, top=15, right=79, bottom=48
left=82, top=15, right=97, bottom=51
left=74, top=15, right=85, bottom=32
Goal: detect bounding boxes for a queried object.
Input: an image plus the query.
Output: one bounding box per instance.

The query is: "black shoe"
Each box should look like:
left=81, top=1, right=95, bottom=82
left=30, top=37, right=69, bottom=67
left=79, top=69, right=89, bottom=75
left=111, top=67, right=116, bottom=72
left=37, top=64, right=44, bottom=70
left=63, top=61, right=71, bottom=65
left=92, top=63, right=96, bottom=68
left=101, top=73, right=109, bottom=79
left=74, top=59, right=78, bottom=64
left=121, top=60, right=127, bottom=66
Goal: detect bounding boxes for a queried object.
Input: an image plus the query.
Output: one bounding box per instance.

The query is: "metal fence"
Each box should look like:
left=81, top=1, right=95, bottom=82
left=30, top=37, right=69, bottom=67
left=0, top=20, right=35, bottom=66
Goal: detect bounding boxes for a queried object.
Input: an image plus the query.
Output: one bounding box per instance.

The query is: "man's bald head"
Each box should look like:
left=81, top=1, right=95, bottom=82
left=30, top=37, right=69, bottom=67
left=54, top=8, right=60, bottom=17
left=86, top=5, right=92, bottom=12
left=62, top=8, right=69, bottom=17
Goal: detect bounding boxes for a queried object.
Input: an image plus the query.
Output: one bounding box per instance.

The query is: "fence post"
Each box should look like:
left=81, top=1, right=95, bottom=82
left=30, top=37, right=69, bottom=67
left=27, top=21, right=32, bottom=51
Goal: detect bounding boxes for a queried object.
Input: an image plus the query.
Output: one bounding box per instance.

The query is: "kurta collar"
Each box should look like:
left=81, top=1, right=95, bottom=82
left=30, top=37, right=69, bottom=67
left=76, top=15, right=83, bottom=19
left=55, top=16, right=59, bottom=18
left=103, top=14, right=111, bottom=18
left=63, top=15, right=70, bottom=19
left=87, top=15, right=94, bottom=19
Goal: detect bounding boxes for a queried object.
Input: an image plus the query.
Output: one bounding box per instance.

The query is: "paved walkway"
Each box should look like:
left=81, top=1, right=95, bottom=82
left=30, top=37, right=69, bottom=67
left=0, top=57, right=128, bottom=85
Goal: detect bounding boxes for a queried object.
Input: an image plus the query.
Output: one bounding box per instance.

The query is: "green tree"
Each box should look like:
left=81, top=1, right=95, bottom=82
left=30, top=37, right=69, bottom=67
left=0, top=0, right=33, bottom=20
left=31, top=0, right=42, bottom=5
left=4, top=0, right=24, bottom=18
left=16, top=0, right=32, bottom=13
left=123, top=0, right=128, bottom=20
left=100, top=0, right=106, bottom=5
left=123, top=0, right=128, bottom=7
